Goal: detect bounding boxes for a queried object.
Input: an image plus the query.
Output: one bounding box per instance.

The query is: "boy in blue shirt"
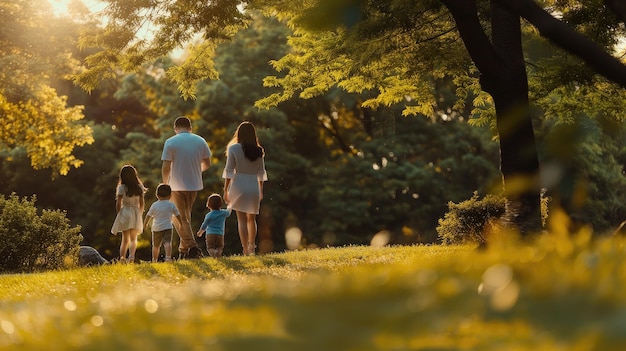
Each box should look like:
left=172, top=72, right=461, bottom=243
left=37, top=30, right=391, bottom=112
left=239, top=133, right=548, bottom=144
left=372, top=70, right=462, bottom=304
left=197, top=193, right=232, bottom=258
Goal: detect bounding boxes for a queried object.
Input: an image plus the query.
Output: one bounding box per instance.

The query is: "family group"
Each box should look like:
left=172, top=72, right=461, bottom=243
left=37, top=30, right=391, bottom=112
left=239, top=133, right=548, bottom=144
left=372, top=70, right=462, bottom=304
left=109, top=117, right=268, bottom=263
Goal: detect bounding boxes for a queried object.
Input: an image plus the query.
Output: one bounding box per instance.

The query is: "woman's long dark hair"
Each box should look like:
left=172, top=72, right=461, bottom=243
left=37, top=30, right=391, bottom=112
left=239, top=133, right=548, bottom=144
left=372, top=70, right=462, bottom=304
left=227, top=121, right=264, bottom=161
left=117, top=165, right=146, bottom=197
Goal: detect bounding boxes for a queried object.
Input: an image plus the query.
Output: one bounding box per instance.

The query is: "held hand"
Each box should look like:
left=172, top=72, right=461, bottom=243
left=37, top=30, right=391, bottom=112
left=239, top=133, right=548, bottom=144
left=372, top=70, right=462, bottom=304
left=196, top=230, right=203, bottom=237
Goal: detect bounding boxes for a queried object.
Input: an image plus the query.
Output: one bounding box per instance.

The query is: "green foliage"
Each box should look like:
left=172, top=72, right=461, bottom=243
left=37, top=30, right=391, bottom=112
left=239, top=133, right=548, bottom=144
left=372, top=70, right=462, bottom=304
left=254, top=1, right=465, bottom=118
left=309, top=113, right=501, bottom=245
left=2, top=232, right=626, bottom=350
left=0, top=87, right=93, bottom=176
left=0, top=194, right=82, bottom=273
left=0, top=0, right=94, bottom=176
left=167, top=42, right=220, bottom=99
left=76, top=0, right=249, bottom=98
left=437, top=192, right=507, bottom=244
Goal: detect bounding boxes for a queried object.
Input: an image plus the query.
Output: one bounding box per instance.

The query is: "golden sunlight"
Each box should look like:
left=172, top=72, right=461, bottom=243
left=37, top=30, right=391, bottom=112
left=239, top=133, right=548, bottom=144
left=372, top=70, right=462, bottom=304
left=48, top=0, right=106, bottom=17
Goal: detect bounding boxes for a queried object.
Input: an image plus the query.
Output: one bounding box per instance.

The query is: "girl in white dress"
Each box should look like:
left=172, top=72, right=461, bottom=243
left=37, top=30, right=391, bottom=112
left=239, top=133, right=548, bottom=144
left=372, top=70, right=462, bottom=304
left=223, top=121, right=268, bottom=255
left=111, top=164, right=146, bottom=263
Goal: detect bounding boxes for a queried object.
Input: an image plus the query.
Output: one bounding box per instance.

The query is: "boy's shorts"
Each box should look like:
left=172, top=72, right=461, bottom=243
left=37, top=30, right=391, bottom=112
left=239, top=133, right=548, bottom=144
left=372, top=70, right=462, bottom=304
left=205, top=234, right=225, bottom=256
left=152, top=229, right=173, bottom=248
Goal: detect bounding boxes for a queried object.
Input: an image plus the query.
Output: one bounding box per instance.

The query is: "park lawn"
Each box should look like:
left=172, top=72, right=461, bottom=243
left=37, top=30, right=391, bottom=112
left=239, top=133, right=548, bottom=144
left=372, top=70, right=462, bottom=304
left=0, top=228, right=626, bottom=350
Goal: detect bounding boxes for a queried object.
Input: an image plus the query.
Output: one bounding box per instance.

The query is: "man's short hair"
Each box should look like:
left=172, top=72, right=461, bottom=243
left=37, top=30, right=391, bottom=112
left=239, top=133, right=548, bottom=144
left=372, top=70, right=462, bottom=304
left=156, top=183, right=172, bottom=198
left=174, top=116, right=192, bottom=129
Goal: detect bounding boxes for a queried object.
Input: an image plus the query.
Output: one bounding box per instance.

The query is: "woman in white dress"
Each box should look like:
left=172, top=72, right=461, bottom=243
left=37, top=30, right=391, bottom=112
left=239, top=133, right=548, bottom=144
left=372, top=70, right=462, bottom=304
left=223, top=121, right=268, bottom=255
left=111, top=164, right=146, bottom=263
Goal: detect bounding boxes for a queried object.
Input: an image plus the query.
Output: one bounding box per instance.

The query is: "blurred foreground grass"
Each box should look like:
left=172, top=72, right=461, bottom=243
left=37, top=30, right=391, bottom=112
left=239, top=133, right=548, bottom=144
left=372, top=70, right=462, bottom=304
left=1, top=227, right=626, bottom=350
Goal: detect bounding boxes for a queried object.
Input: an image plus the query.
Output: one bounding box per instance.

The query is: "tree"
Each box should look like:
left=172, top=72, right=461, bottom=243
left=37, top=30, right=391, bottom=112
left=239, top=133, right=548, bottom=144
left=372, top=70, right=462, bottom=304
left=251, top=0, right=626, bottom=234
left=0, top=0, right=93, bottom=176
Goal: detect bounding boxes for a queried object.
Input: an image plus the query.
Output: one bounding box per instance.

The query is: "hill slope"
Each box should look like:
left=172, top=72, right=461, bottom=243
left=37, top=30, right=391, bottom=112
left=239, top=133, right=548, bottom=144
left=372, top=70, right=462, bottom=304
left=0, top=237, right=625, bottom=350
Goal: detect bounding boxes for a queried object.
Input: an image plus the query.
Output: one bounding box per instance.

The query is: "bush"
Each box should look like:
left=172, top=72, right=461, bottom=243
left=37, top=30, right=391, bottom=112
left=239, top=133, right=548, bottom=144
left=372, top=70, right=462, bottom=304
left=436, top=192, right=507, bottom=244
left=0, top=193, right=83, bottom=273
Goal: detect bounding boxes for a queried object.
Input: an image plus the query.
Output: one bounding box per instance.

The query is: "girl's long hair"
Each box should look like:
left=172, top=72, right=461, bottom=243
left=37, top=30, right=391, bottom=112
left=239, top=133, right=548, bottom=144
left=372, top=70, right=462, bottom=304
left=226, top=121, right=264, bottom=161
left=117, top=164, right=146, bottom=197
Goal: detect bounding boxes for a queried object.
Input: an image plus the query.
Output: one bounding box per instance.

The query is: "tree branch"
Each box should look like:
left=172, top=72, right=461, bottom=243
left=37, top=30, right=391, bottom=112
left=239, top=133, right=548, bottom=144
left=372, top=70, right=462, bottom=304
left=500, top=0, right=626, bottom=88
left=440, top=0, right=502, bottom=94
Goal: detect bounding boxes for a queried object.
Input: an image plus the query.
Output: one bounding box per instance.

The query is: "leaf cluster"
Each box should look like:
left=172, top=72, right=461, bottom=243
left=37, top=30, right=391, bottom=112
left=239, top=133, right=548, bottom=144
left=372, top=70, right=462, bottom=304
left=255, top=0, right=470, bottom=118
left=75, top=0, right=250, bottom=98
left=0, top=0, right=94, bottom=176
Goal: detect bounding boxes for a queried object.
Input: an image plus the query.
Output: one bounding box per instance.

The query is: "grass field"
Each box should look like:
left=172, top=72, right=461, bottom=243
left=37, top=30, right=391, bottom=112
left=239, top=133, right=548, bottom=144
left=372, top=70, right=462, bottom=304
left=1, top=227, right=626, bottom=350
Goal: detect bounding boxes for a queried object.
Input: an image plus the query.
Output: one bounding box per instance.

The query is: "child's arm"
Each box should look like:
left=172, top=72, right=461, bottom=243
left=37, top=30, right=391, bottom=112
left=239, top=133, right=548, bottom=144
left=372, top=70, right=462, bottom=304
left=143, top=215, right=152, bottom=230
left=115, top=195, right=122, bottom=213
left=197, top=213, right=208, bottom=237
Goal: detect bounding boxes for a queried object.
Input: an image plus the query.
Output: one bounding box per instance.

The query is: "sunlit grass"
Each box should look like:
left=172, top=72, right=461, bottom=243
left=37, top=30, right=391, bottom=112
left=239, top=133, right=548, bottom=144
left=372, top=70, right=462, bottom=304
left=1, top=233, right=626, bottom=350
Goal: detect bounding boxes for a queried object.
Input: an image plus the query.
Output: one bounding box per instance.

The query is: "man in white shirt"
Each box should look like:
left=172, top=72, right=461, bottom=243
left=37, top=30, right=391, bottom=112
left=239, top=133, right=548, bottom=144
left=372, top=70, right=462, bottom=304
left=162, top=116, right=212, bottom=259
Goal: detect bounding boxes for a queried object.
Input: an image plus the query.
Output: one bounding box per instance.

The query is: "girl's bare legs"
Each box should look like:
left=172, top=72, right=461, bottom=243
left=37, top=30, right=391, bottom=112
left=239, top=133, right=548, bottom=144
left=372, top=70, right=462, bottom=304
left=120, top=231, right=131, bottom=263
left=128, top=230, right=138, bottom=263
left=246, top=213, right=257, bottom=255
left=236, top=211, right=249, bottom=255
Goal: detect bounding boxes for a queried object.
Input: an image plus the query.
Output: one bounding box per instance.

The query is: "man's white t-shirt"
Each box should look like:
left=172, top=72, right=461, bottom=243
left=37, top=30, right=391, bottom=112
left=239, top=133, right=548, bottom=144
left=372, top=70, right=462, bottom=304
left=162, top=131, right=212, bottom=191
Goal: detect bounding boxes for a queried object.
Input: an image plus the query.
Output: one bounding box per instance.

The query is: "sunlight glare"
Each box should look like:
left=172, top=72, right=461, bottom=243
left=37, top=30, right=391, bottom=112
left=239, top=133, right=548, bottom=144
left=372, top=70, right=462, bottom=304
left=48, top=0, right=106, bottom=17
left=144, top=299, right=159, bottom=313
left=285, top=227, right=302, bottom=250
left=63, top=300, right=78, bottom=311
left=478, top=264, right=520, bottom=311
left=48, top=0, right=70, bottom=16
left=1, top=320, right=15, bottom=334
left=90, top=315, right=104, bottom=327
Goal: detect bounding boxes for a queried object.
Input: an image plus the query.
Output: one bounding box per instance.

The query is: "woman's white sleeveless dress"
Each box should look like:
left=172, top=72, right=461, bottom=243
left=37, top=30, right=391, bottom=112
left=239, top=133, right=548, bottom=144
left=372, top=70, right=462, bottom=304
left=223, top=143, right=268, bottom=214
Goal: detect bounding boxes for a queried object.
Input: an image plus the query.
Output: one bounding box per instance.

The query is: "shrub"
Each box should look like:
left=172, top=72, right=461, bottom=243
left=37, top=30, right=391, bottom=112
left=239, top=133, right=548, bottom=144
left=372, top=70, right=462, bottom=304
left=436, top=192, right=507, bottom=244
left=0, top=193, right=83, bottom=273
left=437, top=190, right=552, bottom=244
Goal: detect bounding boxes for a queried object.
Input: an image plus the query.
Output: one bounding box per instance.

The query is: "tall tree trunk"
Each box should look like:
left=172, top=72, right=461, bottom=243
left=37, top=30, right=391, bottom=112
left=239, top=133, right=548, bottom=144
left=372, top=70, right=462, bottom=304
left=441, top=0, right=542, bottom=234
left=489, top=1, right=542, bottom=234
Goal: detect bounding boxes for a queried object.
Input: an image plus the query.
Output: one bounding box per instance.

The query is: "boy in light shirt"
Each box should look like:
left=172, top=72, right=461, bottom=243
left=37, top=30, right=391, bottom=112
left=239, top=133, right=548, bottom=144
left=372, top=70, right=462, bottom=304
left=144, top=184, right=182, bottom=262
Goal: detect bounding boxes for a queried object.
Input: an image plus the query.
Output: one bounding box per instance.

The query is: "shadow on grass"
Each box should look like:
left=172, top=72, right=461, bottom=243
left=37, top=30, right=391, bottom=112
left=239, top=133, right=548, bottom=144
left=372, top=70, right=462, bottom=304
left=124, top=259, right=221, bottom=280
left=128, top=255, right=292, bottom=280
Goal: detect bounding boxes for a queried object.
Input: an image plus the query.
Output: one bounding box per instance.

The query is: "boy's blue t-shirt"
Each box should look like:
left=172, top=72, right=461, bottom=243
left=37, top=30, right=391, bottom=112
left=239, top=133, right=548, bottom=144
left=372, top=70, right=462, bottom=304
left=200, top=209, right=232, bottom=235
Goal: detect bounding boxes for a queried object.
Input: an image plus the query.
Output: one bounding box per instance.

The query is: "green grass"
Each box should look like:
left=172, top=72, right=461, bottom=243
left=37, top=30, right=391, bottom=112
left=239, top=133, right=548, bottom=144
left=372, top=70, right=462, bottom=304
left=1, top=229, right=626, bottom=350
